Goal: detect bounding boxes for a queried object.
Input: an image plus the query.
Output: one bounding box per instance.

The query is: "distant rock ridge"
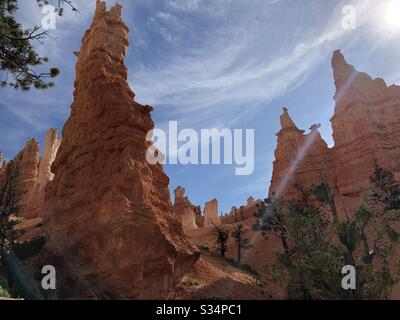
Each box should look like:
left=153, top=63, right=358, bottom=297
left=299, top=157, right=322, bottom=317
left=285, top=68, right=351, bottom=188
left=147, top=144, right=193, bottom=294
left=269, top=50, right=400, bottom=216
left=6, top=130, right=61, bottom=219
left=42, top=0, right=199, bottom=299
left=221, top=197, right=265, bottom=225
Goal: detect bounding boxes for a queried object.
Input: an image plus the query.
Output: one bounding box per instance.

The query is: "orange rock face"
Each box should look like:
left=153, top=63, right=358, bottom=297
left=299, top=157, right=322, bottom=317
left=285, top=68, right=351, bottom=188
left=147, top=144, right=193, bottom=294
left=11, top=130, right=60, bottom=219
left=31, top=129, right=61, bottom=214
left=269, top=50, right=400, bottom=216
left=269, top=108, right=330, bottom=200
left=203, top=199, right=220, bottom=226
left=221, top=197, right=265, bottom=224
left=173, top=187, right=199, bottom=233
left=42, top=1, right=199, bottom=299
left=16, top=139, right=41, bottom=219
left=0, top=152, right=6, bottom=179
left=331, top=50, right=400, bottom=212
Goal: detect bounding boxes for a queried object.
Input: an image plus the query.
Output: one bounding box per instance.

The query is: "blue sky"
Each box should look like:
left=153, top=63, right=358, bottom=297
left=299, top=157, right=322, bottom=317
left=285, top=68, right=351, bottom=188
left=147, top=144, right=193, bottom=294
left=1, top=0, right=400, bottom=214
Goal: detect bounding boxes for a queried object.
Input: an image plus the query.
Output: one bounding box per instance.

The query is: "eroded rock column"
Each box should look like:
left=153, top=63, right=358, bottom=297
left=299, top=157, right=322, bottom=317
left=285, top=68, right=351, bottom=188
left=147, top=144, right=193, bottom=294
left=42, top=0, right=199, bottom=299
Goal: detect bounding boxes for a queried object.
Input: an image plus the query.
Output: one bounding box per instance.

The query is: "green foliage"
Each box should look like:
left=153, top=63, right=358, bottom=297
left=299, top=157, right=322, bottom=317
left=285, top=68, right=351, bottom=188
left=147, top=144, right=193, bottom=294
left=13, top=237, right=45, bottom=261
left=0, top=159, right=23, bottom=260
left=212, top=224, right=229, bottom=258
left=369, top=161, right=400, bottom=211
left=311, top=183, right=331, bottom=204
left=257, top=164, right=400, bottom=300
left=0, top=285, right=11, bottom=298
left=231, top=224, right=252, bottom=263
left=225, top=257, right=260, bottom=277
left=0, top=0, right=77, bottom=90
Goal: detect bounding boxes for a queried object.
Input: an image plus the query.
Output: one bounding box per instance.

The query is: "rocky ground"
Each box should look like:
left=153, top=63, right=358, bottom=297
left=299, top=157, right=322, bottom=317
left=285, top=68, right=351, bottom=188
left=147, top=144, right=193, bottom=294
left=184, top=220, right=286, bottom=300
left=170, top=250, right=271, bottom=300
left=8, top=216, right=286, bottom=300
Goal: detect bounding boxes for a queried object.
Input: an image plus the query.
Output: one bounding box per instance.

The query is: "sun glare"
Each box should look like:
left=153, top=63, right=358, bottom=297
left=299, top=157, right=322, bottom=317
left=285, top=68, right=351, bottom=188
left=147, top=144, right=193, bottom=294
left=385, top=0, right=400, bottom=28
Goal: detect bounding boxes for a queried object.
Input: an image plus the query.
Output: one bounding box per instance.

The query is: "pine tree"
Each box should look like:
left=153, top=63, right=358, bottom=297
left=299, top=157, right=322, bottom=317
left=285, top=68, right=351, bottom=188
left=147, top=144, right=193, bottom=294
left=0, top=0, right=77, bottom=90
left=255, top=164, right=400, bottom=300
left=212, top=224, right=229, bottom=258
left=0, top=159, right=23, bottom=260
left=231, top=224, right=252, bottom=264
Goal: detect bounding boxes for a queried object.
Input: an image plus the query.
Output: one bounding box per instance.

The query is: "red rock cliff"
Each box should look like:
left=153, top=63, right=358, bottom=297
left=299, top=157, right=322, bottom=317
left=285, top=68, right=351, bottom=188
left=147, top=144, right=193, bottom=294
left=269, top=50, right=400, bottom=215
left=43, top=0, right=199, bottom=299
left=331, top=50, right=400, bottom=212
left=173, top=186, right=199, bottom=233
left=31, top=128, right=61, bottom=215
left=16, top=138, right=41, bottom=219
left=269, top=108, right=331, bottom=199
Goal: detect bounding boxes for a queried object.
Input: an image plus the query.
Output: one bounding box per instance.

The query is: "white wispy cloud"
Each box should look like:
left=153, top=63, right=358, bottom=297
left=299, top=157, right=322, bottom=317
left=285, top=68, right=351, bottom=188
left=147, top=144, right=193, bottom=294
left=130, top=0, right=374, bottom=129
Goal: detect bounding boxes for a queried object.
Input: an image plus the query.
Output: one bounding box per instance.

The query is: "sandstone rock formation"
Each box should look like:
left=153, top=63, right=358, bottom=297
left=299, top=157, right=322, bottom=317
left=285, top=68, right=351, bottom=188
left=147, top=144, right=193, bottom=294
left=0, top=152, right=6, bottom=187
left=32, top=129, right=61, bottom=213
left=42, top=0, right=199, bottom=299
left=16, top=139, right=41, bottom=219
left=221, top=197, right=265, bottom=224
left=269, top=50, right=400, bottom=216
left=204, top=199, right=220, bottom=226
left=173, top=186, right=199, bottom=233
left=9, top=130, right=61, bottom=219
left=269, top=108, right=330, bottom=200
left=194, top=206, right=204, bottom=228
left=37, top=129, right=61, bottom=188
left=247, top=196, right=255, bottom=206
left=331, top=50, right=400, bottom=212
left=0, top=152, right=6, bottom=178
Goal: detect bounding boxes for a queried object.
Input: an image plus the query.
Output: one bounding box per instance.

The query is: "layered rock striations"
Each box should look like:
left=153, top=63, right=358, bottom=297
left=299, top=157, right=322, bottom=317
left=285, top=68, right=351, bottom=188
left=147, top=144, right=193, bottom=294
left=173, top=187, right=199, bottom=233
left=9, top=130, right=61, bottom=219
left=269, top=50, right=400, bottom=215
left=221, top=197, right=265, bottom=224
left=37, top=129, right=61, bottom=189
left=32, top=129, right=61, bottom=213
left=204, top=199, right=220, bottom=226
left=331, top=50, right=400, bottom=212
left=16, top=139, right=41, bottom=219
left=269, top=108, right=331, bottom=200
left=194, top=205, right=204, bottom=228
left=42, top=0, right=199, bottom=299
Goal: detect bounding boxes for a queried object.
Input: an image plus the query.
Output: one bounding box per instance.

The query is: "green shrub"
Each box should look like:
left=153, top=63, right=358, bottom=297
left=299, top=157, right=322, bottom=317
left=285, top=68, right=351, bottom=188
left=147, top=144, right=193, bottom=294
left=0, top=286, right=11, bottom=298
left=13, top=237, right=45, bottom=261
left=224, top=257, right=260, bottom=277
